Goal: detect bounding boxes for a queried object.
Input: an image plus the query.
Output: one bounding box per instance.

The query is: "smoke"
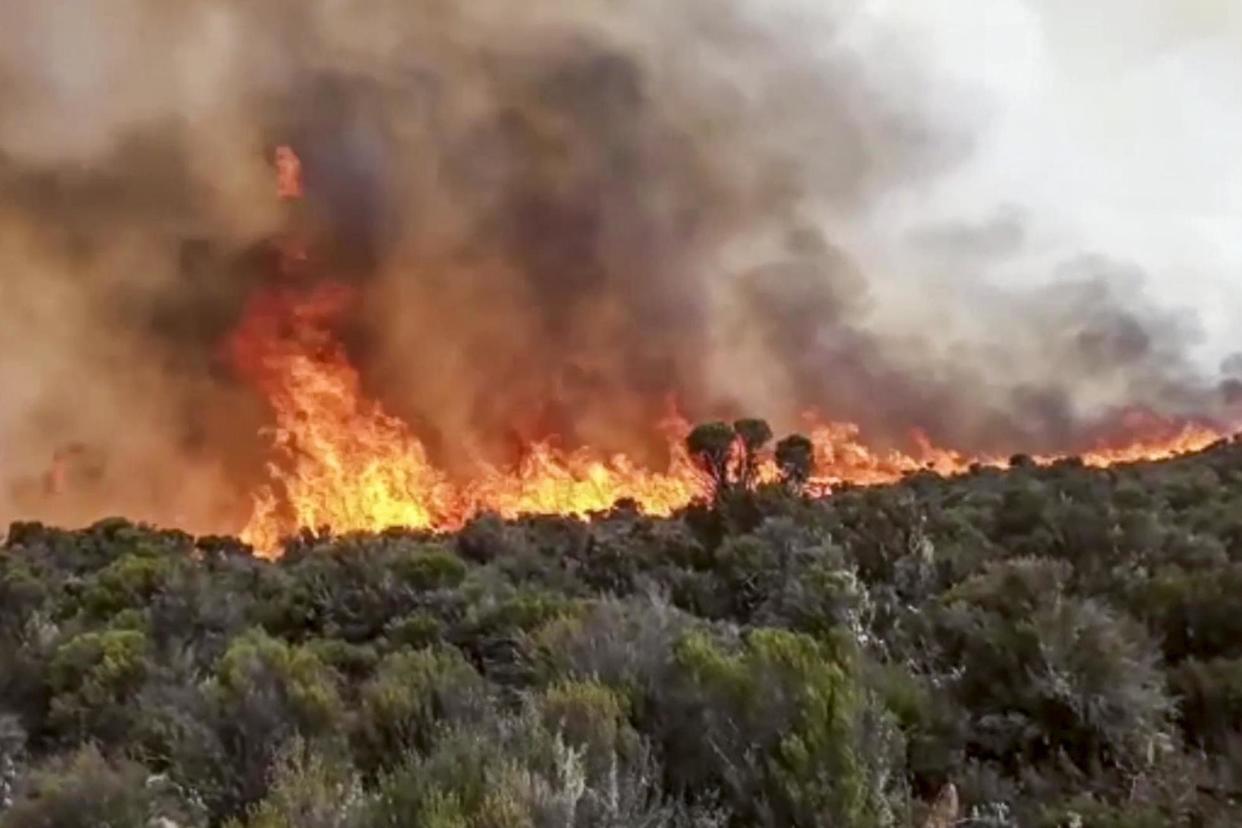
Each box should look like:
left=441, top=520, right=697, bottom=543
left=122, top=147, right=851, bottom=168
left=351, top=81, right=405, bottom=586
left=0, top=0, right=1236, bottom=530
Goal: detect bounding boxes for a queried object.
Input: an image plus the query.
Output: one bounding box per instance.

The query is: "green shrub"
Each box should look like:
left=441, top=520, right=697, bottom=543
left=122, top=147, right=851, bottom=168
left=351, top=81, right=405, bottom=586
left=47, top=628, right=150, bottom=743
left=80, top=553, right=174, bottom=617
left=390, top=548, right=468, bottom=592
left=355, top=647, right=488, bottom=772
left=189, top=630, right=347, bottom=819
left=537, top=680, right=638, bottom=781
left=669, top=628, right=902, bottom=826
left=1170, top=656, right=1242, bottom=752
left=210, top=629, right=344, bottom=733
left=0, top=747, right=151, bottom=828
left=226, top=738, right=366, bottom=828
left=940, top=560, right=1172, bottom=773
left=383, top=612, right=443, bottom=650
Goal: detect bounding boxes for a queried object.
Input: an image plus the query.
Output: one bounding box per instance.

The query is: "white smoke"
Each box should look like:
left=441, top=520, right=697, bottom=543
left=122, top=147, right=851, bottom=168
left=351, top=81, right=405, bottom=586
left=853, top=0, right=1242, bottom=371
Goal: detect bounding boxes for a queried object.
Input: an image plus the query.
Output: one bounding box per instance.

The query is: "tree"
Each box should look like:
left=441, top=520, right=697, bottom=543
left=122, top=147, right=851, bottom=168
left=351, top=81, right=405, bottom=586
left=775, top=434, right=815, bottom=490
left=686, top=422, right=738, bottom=497
left=734, top=419, right=774, bottom=488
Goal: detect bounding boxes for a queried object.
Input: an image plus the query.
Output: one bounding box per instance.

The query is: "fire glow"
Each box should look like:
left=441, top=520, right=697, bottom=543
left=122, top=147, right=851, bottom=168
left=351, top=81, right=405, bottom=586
left=227, top=148, right=1227, bottom=555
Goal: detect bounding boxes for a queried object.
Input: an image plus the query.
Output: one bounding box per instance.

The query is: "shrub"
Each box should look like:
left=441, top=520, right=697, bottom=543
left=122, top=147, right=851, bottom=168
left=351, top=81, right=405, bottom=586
left=939, top=560, right=1172, bottom=774
left=0, top=746, right=151, bottom=828
left=1170, top=657, right=1242, bottom=753
left=80, top=553, right=175, bottom=618
left=226, top=738, right=366, bottom=828
left=210, top=629, right=344, bottom=734
left=667, top=628, right=903, bottom=826
left=537, top=680, right=638, bottom=781
left=390, top=547, right=468, bottom=592
left=383, top=612, right=444, bottom=650
left=192, top=630, right=346, bottom=819
left=355, top=647, right=489, bottom=772
left=47, top=628, right=150, bottom=743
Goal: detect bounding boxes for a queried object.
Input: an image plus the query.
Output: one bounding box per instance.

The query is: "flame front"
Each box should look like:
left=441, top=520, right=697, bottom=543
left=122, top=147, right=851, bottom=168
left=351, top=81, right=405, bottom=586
left=230, top=282, right=460, bottom=553
left=229, top=280, right=711, bottom=553
left=228, top=148, right=1228, bottom=556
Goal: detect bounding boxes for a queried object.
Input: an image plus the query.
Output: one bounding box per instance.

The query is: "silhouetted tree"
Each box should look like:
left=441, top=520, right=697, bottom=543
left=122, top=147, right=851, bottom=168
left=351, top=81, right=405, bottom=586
left=734, top=418, right=773, bottom=488
left=686, top=421, right=737, bottom=497
left=775, top=433, right=815, bottom=490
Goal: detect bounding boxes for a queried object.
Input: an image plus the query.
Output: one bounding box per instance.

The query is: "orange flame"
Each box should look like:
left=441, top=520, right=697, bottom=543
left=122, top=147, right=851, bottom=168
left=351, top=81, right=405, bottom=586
left=275, top=145, right=303, bottom=201
left=230, top=147, right=1230, bottom=556
left=229, top=282, right=712, bottom=553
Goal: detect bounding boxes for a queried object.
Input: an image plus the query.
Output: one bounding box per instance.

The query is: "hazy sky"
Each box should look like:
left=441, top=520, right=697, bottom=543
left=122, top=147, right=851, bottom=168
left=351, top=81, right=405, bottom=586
left=848, top=0, right=1242, bottom=369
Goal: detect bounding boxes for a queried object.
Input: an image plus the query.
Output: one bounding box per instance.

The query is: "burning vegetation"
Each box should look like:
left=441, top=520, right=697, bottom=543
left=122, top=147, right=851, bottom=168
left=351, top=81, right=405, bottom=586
left=205, top=145, right=1229, bottom=556
left=4, top=6, right=1242, bottom=823
left=0, top=1, right=1237, bottom=551
left=6, top=429, right=1242, bottom=826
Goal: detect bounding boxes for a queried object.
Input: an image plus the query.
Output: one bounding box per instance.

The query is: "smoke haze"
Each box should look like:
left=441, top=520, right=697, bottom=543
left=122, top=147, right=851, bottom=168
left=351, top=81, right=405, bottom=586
left=0, top=0, right=1237, bottom=532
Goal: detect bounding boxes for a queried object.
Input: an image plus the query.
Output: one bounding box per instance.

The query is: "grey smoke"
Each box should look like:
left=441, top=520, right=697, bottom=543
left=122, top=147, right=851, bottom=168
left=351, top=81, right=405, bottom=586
left=0, top=0, right=1234, bottom=532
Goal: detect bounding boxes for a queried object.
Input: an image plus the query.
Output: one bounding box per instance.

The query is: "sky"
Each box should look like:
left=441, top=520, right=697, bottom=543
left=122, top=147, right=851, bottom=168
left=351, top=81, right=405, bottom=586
left=848, top=0, right=1242, bottom=370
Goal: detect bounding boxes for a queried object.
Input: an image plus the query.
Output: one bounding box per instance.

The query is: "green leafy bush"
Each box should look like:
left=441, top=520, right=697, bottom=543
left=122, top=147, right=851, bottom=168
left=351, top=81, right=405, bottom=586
left=5, top=437, right=1242, bottom=823
left=48, top=628, right=150, bottom=743
left=355, top=647, right=488, bottom=771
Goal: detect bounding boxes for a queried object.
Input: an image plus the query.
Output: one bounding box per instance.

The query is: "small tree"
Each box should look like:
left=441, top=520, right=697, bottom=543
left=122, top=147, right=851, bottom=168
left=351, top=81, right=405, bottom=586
left=734, top=419, right=774, bottom=488
left=775, top=434, right=815, bottom=491
left=686, top=422, right=738, bottom=497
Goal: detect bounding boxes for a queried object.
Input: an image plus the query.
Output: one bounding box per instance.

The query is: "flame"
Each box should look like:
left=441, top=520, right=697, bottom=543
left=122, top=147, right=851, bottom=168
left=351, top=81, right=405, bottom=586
left=228, top=280, right=707, bottom=553
left=229, top=147, right=1230, bottom=556
left=1076, top=417, right=1223, bottom=467
left=229, top=275, right=708, bottom=553
left=275, top=145, right=303, bottom=201
left=228, top=286, right=453, bottom=553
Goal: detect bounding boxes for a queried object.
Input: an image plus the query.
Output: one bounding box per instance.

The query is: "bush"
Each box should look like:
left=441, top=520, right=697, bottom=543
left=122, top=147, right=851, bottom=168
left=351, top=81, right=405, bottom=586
left=6, top=441, right=1242, bottom=822
left=355, top=647, right=489, bottom=772
left=1170, top=656, right=1242, bottom=753
left=667, top=628, right=903, bottom=826
left=47, top=628, right=150, bottom=743
left=537, top=680, right=638, bottom=781
left=210, top=629, right=345, bottom=734
left=939, top=560, right=1172, bottom=774
left=390, top=547, right=468, bottom=592
left=79, top=553, right=175, bottom=618
left=0, top=746, right=151, bottom=828
left=226, top=738, right=366, bottom=828
left=187, top=629, right=346, bottom=819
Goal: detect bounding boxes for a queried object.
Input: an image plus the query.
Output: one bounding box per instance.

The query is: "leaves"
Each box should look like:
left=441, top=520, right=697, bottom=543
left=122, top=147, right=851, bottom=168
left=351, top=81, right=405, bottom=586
left=6, top=439, right=1242, bottom=825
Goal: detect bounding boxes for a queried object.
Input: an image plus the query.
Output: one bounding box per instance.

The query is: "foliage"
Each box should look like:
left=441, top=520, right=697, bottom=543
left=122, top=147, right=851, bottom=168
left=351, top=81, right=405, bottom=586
left=685, top=419, right=811, bottom=497
left=47, top=627, right=150, bottom=744
left=5, top=437, right=1242, bottom=823
left=355, top=646, right=488, bottom=772
left=0, top=746, right=153, bottom=828
left=225, top=738, right=365, bottom=828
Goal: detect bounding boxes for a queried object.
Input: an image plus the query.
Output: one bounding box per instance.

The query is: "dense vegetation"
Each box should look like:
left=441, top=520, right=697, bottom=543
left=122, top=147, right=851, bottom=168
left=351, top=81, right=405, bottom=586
left=4, top=425, right=1242, bottom=827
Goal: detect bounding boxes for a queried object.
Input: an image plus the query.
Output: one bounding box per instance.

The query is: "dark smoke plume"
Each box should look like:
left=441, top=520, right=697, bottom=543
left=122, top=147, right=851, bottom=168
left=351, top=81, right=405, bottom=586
left=0, top=0, right=1232, bottom=531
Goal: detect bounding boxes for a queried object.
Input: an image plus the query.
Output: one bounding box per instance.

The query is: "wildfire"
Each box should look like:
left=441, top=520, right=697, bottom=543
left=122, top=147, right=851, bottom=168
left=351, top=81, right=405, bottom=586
left=228, top=276, right=711, bottom=553
left=1077, top=418, right=1224, bottom=468
left=274, top=145, right=303, bottom=201
left=228, top=147, right=1229, bottom=556
left=229, top=282, right=458, bottom=553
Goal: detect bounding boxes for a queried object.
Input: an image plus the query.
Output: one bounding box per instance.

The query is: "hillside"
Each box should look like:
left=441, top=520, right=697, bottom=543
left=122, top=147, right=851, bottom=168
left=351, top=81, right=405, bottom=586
left=3, top=439, right=1242, bottom=827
